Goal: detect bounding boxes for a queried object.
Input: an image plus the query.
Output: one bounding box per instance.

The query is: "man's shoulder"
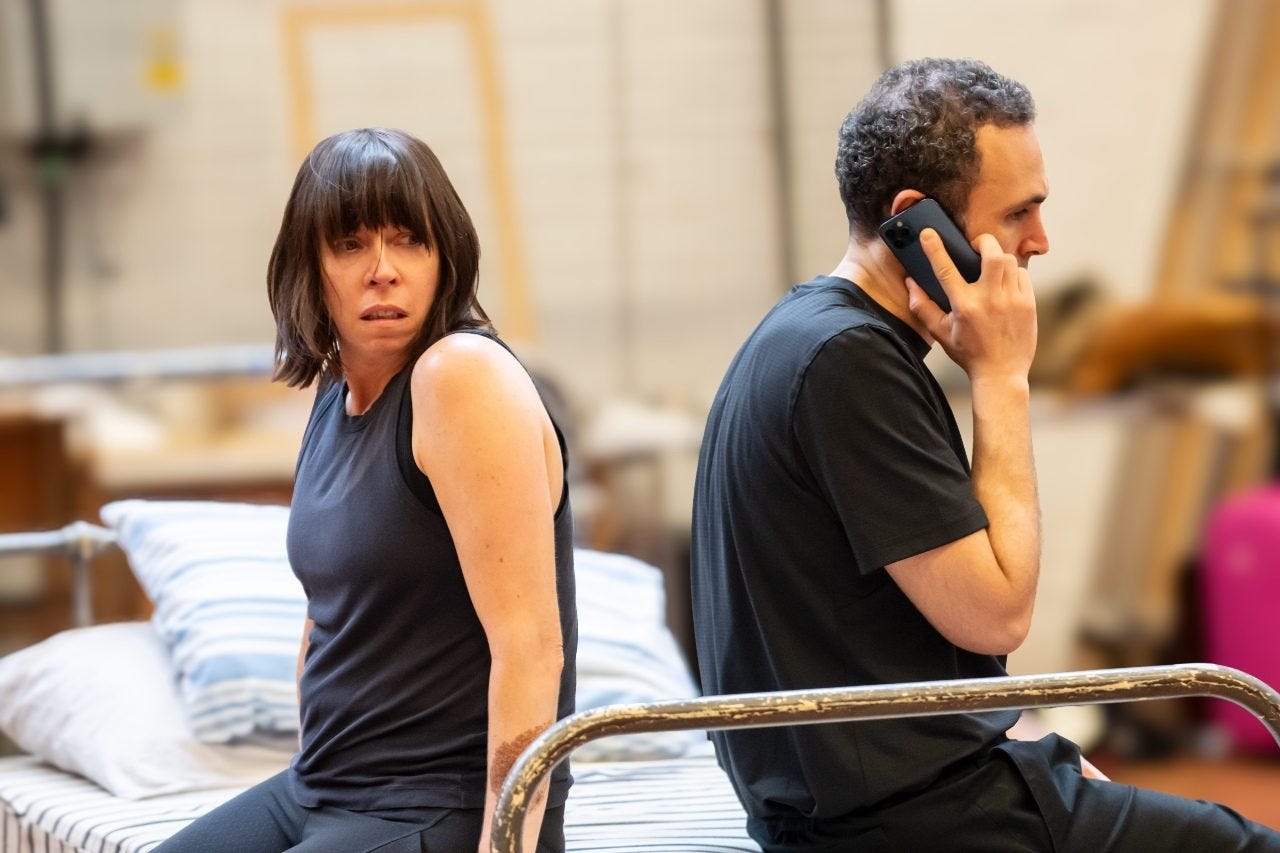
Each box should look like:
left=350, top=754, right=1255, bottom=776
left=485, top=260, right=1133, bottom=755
left=747, top=279, right=906, bottom=381
left=710, top=280, right=908, bottom=430
left=757, top=277, right=898, bottom=359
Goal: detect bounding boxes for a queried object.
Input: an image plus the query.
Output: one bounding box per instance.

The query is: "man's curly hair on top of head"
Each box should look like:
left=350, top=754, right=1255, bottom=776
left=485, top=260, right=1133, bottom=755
left=835, top=57, right=1035, bottom=242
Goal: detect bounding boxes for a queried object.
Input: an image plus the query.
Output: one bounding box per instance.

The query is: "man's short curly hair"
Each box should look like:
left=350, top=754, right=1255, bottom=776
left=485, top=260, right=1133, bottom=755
left=836, top=58, right=1035, bottom=241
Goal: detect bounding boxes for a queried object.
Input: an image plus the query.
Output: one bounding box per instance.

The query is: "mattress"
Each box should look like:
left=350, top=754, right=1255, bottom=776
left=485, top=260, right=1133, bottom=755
left=0, top=754, right=760, bottom=853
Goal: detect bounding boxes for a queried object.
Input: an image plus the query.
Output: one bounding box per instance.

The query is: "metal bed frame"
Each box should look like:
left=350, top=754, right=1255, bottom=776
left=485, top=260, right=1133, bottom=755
left=0, top=344, right=275, bottom=388
left=490, top=663, right=1280, bottom=850
left=4, top=524, right=1278, bottom=853
left=0, top=522, right=117, bottom=627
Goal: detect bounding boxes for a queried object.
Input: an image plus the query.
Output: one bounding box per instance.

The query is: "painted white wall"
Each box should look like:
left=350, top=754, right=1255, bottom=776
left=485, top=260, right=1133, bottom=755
left=0, top=0, right=787, bottom=415
left=777, top=0, right=883, bottom=283
left=500, top=0, right=785, bottom=409
left=0, top=0, right=1214, bottom=410
left=0, top=0, right=290, bottom=355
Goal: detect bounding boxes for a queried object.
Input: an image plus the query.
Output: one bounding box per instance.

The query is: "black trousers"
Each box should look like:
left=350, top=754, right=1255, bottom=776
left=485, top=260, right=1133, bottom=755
left=151, top=770, right=565, bottom=853
left=750, top=735, right=1280, bottom=852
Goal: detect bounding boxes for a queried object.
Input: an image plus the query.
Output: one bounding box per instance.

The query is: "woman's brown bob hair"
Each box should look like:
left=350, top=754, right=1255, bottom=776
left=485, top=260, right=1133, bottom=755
left=268, top=127, right=490, bottom=388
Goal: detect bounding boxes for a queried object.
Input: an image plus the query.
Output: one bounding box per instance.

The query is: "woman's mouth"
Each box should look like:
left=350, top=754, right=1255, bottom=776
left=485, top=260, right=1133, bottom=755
left=361, top=307, right=408, bottom=320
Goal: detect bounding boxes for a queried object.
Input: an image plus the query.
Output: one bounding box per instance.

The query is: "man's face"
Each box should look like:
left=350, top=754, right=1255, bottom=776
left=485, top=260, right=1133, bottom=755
left=960, top=123, right=1050, bottom=268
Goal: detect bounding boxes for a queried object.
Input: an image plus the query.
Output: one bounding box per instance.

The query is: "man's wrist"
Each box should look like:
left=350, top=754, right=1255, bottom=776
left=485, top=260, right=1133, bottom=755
left=968, top=373, right=1031, bottom=398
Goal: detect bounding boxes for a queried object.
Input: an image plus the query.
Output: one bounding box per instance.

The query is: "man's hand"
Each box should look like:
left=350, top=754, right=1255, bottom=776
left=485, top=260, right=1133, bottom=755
left=1008, top=713, right=1111, bottom=781
left=905, top=228, right=1038, bottom=384
left=1080, top=754, right=1111, bottom=781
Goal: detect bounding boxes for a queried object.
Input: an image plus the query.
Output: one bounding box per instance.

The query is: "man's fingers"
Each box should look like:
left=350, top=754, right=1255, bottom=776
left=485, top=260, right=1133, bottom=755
left=917, top=228, right=966, bottom=300
left=974, top=233, right=1018, bottom=292
left=972, top=233, right=1003, bottom=258
left=905, top=278, right=947, bottom=335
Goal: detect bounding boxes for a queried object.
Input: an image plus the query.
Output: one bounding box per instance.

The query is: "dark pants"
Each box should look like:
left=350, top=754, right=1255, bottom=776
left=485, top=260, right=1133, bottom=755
left=152, top=770, right=565, bottom=853
left=750, top=735, right=1280, bottom=852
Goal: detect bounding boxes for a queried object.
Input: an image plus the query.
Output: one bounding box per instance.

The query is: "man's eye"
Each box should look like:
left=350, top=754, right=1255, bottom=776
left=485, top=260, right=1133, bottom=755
left=1009, top=209, right=1029, bottom=222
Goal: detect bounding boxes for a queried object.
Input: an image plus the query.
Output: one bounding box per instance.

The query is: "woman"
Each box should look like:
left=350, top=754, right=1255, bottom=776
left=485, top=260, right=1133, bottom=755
left=157, top=128, right=575, bottom=852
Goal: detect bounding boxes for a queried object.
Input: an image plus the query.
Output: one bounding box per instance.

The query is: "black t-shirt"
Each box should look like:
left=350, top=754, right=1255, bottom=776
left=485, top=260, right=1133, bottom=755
left=690, top=276, right=1018, bottom=824
left=287, top=333, right=576, bottom=810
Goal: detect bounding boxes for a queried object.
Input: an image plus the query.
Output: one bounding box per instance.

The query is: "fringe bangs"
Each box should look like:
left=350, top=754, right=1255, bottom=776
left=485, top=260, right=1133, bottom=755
left=306, top=131, right=436, bottom=249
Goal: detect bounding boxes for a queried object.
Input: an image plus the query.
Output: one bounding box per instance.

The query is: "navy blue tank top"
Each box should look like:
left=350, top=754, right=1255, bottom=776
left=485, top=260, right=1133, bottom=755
left=286, top=332, right=576, bottom=810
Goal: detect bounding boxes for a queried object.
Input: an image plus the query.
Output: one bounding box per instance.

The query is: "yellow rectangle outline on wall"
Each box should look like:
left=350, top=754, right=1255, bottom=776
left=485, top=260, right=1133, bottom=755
left=281, top=2, right=535, bottom=341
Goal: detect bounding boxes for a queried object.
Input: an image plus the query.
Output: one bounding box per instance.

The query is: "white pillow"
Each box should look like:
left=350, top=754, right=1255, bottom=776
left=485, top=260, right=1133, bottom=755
left=100, top=499, right=305, bottom=743
left=0, top=622, right=291, bottom=798
left=573, top=548, right=710, bottom=761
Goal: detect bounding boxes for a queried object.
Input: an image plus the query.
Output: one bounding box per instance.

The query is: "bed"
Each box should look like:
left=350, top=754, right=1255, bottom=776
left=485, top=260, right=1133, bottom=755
left=0, top=500, right=761, bottom=852
left=3, top=504, right=1279, bottom=853
left=0, top=755, right=755, bottom=853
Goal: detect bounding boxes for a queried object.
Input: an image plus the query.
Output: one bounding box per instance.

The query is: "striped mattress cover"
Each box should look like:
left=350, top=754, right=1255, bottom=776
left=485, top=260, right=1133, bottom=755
left=0, top=754, right=760, bottom=852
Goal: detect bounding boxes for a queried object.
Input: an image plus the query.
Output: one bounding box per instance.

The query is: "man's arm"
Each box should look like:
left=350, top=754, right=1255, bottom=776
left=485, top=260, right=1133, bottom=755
left=885, top=230, right=1040, bottom=656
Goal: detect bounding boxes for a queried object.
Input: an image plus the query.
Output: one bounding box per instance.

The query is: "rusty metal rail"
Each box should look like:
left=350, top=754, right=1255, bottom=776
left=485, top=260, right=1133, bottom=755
left=491, top=663, right=1280, bottom=852
left=0, top=522, right=116, bottom=627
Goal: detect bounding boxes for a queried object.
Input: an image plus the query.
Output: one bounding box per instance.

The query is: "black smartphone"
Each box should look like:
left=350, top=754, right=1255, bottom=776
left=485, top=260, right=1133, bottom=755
left=877, top=198, right=981, bottom=313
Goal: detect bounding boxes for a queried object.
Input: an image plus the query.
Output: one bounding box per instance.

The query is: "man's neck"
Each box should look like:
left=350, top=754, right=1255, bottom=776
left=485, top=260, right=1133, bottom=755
left=829, top=238, right=934, bottom=343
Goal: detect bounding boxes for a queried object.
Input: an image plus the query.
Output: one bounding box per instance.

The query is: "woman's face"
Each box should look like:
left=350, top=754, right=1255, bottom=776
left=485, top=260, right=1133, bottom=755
left=319, top=223, right=441, bottom=369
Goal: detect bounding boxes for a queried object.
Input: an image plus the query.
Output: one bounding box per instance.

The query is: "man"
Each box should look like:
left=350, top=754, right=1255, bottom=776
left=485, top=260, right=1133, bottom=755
left=690, top=57, right=1280, bottom=851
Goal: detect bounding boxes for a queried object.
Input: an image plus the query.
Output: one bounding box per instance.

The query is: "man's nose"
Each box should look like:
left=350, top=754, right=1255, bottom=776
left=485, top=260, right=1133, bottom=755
left=1023, top=215, right=1050, bottom=258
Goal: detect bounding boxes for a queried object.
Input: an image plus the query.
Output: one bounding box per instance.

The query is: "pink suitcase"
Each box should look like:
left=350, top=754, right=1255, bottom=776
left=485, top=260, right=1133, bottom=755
left=1200, top=483, right=1280, bottom=753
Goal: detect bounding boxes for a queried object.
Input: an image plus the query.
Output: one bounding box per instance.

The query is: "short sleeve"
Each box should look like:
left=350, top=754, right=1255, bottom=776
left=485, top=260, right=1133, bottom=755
left=792, top=325, right=987, bottom=572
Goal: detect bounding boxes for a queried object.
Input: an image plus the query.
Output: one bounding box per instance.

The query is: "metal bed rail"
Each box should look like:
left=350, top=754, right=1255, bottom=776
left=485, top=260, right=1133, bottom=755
left=491, top=663, right=1280, bottom=852
left=0, top=343, right=276, bottom=387
left=0, top=522, right=117, bottom=627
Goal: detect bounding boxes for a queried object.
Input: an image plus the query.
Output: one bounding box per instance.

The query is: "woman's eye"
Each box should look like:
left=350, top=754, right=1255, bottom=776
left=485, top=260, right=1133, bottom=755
left=335, top=237, right=361, bottom=252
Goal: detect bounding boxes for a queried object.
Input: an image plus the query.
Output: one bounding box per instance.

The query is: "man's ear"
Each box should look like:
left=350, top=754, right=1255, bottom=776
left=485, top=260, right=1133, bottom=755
left=888, top=189, right=927, bottom=218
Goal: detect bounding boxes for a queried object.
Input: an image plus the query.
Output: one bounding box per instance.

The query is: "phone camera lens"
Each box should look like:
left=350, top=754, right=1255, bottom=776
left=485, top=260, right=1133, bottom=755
left=888, top=224, right=913, bottom=249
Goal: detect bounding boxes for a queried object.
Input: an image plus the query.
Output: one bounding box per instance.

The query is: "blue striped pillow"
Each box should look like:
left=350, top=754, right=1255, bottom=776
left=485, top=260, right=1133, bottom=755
left=573, top=548, right=709, bottom=761
left=100, top=500, right=305, bottom=744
